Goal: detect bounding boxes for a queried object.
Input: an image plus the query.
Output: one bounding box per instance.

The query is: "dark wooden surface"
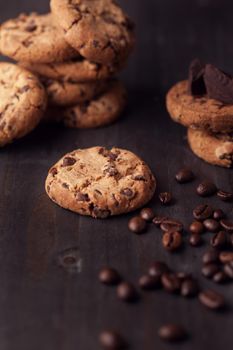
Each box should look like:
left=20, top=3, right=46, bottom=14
left=0, top=1, right=233, bottom=349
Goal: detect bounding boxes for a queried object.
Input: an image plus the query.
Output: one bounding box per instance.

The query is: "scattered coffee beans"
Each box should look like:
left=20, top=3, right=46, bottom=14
left=213, top=209, right=225, bottom=220
left=202, top=263, right=220, bottom=278
left=196, top=181, right=217, bottom=197
left=189, top=221, right=204, bottom=234
left=99, top=267, right=121, bottom=285
left=159, top=192, right=172, bottom=205
left=180, top=278, right=199, bottom=297
left=217, top=189, right=233, bottom=202
left=220, top=219, right=233, bottom=232
left=117, top=282, right=138, bottom=302
left=99, top=330, right=126, bottom=349
left=199, top=289, right=225, bottom=310
left=202, top=249, right=219, bottom=264
left=128, top=216, right=146, bottom=234
left=219, top=251, right=233, bottom=263
left=152, top=216, right=168, bottom=226
left=162, top=231, right=182, bottom=251
left=148, top=261, right=169, bottom=278
left=158, top=324, right=187, bottom=342
left=189, top=233, right=203, bottom=247
left=139, top=275, right=160, bottom=290
left=175, top=168, right=194, bottom=183
left=161, top=273, right=181, bottom=293
left=223, top=262, right=233, bottom=279
left=193, top=204, right=213, bottom=221
left=213, top=271, right=228, bottom=284
left=203, top=219, right=220, bottom=233
left=160, top=218, right=183, bottom=232
left=210, top=231, right=227, bottom=248
left=140, top=208, right=154, bottom=222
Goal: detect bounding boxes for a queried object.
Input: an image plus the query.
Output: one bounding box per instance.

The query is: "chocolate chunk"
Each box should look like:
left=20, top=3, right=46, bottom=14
left=120, top=188, right=134, bottom=198
left=92, top=206, right=111, bottom=219
left=76, top=192, right=90, bottom=202
left=204, top=64, right=233, bottom=104
left=63, top=156, right=76, bottom=166
left=188, top=58, right=206, bottom=96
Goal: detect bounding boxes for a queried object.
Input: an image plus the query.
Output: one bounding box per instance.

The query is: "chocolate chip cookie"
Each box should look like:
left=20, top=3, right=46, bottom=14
left=0, top=63, right=47, bottom=147
left=20, top=57, right=122, bottom=83
left=0, top=13, right=77, bottom=63
left=63, top=80, right=127, bottom=128
left=42, top=78, right=107, bottom=106
left=166, top=80, right=233, bottom=133
left=45, top=147, right=156, bottom=218
left=50, top=0, right=135, bottom=65
left=188, top=128, right=233, bottom=168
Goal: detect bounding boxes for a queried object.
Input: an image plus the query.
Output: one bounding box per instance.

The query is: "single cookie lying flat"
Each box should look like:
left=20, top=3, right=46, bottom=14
left=0, top=13, right=77, bottom=63
left=63, top=80, right=126, bottom=128
left=0, top=63, right=47, bottom=147
left=20, top=57, right=122, bottom=83
left=188, top=128, right=233, bottom=168
left=45, top=147, right=156, bottom=218
left=50, top=0, right=135, bottom=65
left=166, top=80, right=233, bottom=133
left=42, top=78, right=107, bottom=106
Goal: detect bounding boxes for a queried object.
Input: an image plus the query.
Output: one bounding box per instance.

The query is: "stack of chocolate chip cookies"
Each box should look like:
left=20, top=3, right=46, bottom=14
left=0, top=0, right=135, bottom=146
left=166, top=59, right=233, bottom=168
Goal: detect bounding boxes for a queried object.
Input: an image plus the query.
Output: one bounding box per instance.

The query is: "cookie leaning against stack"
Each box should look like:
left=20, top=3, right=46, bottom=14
left=166, top=59, right=233, bottom=168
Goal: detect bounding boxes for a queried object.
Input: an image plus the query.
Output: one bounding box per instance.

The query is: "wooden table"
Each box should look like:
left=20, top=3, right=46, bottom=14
left=0, top=1, right=232, bottom=349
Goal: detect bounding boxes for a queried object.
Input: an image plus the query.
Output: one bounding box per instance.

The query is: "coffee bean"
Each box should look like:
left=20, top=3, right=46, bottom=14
left=159, top=192, right=172, bottom=205
left=152, top=216, right=168, bottom=227
left=213, top=271, right=229, bottom=284
left=217, top=189, right=233, bottom=202
left=213, top=209, right=225, bottom=221
left=160, top=218, right=183, bottom=232
left=219, top=251, right=233, bottom=263
left=189, top=233, right=203, bottom=247
left=158, top=324, right=187, bottom=342
left=176, top=272, right=192, bottom=281
left=139, top=275, right=160, bottom=290
left=175, top=168, right=194, bottom=183
left=199, top=289, right=225, bottom=310
left=128, top=216, right=146, bottom=234
left=193, top=204, right=213, bottom=221
left=148, top=261, right=169, bottom=278
left=189, top=221, right=204, bottom=234
left=117, top=282, right=138, bottom=302
left=162, top=231, right=182, bottom=251
left=161, top=273, right=181, bottom=293
left=181, top=278, right=199, bottom=297
left=203, top=219, right=220, bottom=233
left=140, top=208, right=154, bottom=222
left=220, top=219, right=233, bottom=232
left=210, top=231, right=227, bottom=248
left=223, top=262, right=233, bottom=279
left=99, top=267, right=121, bottom=285
left=99, top=330, right=126, bottom=349
left=196, top=181, right=217, bottom=197
left=202, top=249, right=219, bottom=264
left=202, top=263, right=220, bottom=278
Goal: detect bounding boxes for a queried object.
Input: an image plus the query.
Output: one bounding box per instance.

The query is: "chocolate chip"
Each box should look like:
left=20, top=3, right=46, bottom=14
left=203, top=219, right=220, bottom=232
left=138, top=275, right=160, bottom=290
left=133, top=175, right=146, bottom=181
left=18, top=85, right=30, bottom=93
left=158, top=324, right=187, bottom=342
left=159, top=192, right=172, bottom=205
left=202, top=263, right=220, bottom=278
left=50, top=167, right=57, bottom=176
left=189, top=221, right=204, bottom=234
left=193, top=204, right=213, bottom=221
left=196, top=181, right=217, bottom=197
left=128, top=216, right=146, bottom=234
left=76, top=192, right=90, bottom=202
left=213, top=209, right=225, bottom=220
left=160, top=218, right=183, bottom=233
left=99, top=267, right=121, bottom=285
left=104, top=165, right=118, bottom=177
left=181, top=278, right=199, bottom=297
left=93, top=40, right=100, bottom=48
left=161, top=273, right=181, bottom=293
left=162, top=231, right=182, bottom=251
left=202, top=249, right=219, bottom=264
left=217, top=190, right=233, bottom=202
left=188, top=58, right=206, bottom=96
left=62, top=183, right=69, bottom=189
left=189, top=233, right=203, bottom=247
left=140, top=208, right=154, bottom=222
left=99, top=330, right=127, bottom=349
left=120, top=188, right=134, bottom=198
left=148, top=261, right=169, bottom=278
left=220, top=219, right=233, bottom=232
left=175, top=168, right=195, bottom=183
left=199, top=289, right=225, bottom=310
left=210, top=231, right=227, bottom=248
left=63, top=157, right=76, bottom=166
left=219, top=251, right=233, bottom=263
left=117, top=282, right=138, bottom=302
left=25, top=22, right=37, bottom=32
left=204, top=64, right=233, bottom=104
left=93, top=206, right=111, bottom=219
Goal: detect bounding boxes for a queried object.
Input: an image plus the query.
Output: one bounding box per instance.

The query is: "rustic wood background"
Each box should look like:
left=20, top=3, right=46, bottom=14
left=0, top=0, right=232, bottom=349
